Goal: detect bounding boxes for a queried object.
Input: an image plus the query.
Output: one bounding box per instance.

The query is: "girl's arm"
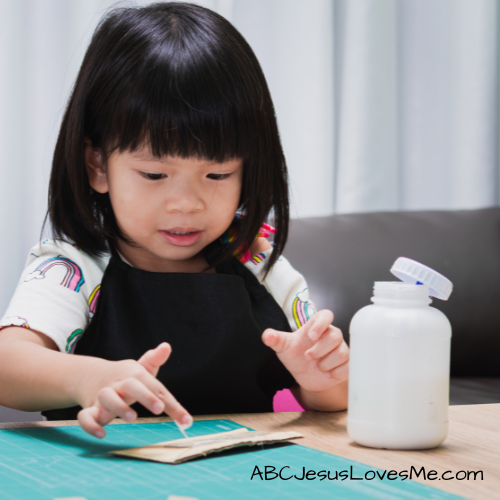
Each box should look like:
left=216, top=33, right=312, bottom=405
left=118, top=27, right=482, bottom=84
left=0, top=327, right=191, bottom=436
left=249, top=238, right=349, bottom=411
left=0, top=326, right=83, bottom=411
left=292, top=380, right=348, bottom=412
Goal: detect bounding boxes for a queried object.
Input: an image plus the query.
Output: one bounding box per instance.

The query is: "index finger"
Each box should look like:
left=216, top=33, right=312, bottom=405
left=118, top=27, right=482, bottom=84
left=306, top=309, right=334, bottom=342
left=155, top=384, right=193, bottom=428
left=134, top=370, right=193, bottom=429
left=79, top=375, right=192, bottom=439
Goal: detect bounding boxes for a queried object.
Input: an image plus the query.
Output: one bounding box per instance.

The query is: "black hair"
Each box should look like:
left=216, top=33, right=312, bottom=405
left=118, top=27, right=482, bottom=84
left=43, top=2, right=289, bottom=275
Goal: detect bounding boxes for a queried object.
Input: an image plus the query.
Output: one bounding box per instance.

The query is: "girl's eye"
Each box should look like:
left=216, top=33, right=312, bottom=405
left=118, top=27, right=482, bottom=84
left=141, top=172, right=166, bottom=181
left=207, top=173, right=229, bottom=180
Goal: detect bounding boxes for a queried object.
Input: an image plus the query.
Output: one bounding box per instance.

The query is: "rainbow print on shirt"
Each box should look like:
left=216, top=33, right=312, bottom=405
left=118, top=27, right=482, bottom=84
left=66, top=329, right=83, bottom=353
left=292, top=289, right=317, bottom=329
left=24, top=256, right=84, bottom=292
left=88, top=285, right=100, bottom=319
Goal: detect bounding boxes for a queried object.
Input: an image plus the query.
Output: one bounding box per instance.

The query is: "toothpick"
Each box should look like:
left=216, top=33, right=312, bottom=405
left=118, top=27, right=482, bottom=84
left=174, top=420, right=194, bottom=447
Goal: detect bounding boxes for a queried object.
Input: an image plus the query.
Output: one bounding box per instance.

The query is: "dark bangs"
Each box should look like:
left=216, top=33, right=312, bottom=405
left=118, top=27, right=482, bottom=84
left=45, top=2, right=289, bottom=275
left=90, top=5, right=261, bottom=162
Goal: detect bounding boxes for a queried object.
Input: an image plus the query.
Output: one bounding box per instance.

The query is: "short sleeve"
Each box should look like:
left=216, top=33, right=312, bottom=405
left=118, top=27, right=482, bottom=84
left=0, top=239, right=108, bottom=353
left=244, top=249, right=317, bottom=331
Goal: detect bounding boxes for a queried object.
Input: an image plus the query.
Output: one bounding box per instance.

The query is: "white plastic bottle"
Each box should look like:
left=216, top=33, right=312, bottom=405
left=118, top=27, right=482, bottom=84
left=347, top=257, right=453, bottom=450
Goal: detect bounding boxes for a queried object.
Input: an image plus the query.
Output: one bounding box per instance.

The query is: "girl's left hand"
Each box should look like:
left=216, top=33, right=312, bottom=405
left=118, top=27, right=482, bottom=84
left=262, top=310, right=349, bottom=393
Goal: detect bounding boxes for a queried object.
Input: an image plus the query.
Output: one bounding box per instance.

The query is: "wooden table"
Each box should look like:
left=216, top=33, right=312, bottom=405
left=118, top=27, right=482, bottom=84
left=1, top=404, right=498, bottom=500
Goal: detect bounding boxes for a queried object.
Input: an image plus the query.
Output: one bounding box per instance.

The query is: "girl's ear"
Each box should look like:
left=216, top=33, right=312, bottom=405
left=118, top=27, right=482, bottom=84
left=84, top=140, right=109, bottom=193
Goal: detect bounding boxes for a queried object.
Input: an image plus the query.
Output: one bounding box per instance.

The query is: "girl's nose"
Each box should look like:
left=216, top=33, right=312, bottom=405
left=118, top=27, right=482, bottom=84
left=164, top=184, right=206, bottom=214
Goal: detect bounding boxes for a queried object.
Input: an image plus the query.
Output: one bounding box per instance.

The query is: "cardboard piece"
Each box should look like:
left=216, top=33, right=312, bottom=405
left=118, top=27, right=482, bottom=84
left=110, top=428, right=303, bottom=464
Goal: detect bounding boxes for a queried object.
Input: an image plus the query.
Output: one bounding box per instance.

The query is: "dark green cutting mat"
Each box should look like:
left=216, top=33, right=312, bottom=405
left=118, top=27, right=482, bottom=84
left=0, top=419, right=466, bottom=499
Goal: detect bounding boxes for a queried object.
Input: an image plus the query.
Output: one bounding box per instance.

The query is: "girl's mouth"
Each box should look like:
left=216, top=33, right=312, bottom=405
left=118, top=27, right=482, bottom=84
left=159, top=229, right=203, bottom=247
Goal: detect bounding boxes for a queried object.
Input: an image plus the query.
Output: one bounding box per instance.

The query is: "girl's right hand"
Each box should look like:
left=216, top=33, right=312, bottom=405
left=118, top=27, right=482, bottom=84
left=77, top=342, right=192, bottom=438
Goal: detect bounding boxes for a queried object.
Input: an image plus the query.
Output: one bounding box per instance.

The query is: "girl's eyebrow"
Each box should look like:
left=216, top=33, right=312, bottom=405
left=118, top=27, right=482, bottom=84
left=130, top=152, right=158, bottom=161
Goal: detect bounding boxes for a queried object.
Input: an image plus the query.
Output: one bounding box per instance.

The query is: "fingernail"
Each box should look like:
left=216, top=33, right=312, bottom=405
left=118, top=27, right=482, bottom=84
left=125, top=411, right=135, bottom=422
left=152, top=401, right=163, bottom=414
left=304, top=351, right=313, bottom=361
left=180, top=415, right=193, bottom=429
left=309, top=330, right=319, bottom=341
left=95, top=430, right=104, bottom=439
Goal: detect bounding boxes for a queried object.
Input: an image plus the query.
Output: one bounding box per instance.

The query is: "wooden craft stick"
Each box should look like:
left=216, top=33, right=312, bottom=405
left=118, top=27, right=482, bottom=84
left=110, top=428, right=303, bottom=464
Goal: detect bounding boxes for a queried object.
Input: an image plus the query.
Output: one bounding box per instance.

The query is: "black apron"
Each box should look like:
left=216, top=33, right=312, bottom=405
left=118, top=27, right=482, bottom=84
left=43, top=250, right=295, bottom=420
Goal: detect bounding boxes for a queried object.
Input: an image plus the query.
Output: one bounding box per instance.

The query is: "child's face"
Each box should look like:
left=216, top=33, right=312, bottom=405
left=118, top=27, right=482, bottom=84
left=86, top=146, right=243, bottom=272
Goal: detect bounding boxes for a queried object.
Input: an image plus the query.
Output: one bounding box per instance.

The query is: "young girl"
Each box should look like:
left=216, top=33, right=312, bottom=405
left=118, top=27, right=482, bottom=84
left=0, top=2, right=348, bottom=439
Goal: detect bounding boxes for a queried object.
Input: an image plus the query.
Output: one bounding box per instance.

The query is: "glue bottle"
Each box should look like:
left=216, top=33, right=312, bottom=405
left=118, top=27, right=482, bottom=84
left=347, top=257, right=453, bottom=450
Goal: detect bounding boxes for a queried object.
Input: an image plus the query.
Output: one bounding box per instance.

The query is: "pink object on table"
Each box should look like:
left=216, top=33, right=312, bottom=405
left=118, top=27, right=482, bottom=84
left=273, top=388, right=305, bottom=412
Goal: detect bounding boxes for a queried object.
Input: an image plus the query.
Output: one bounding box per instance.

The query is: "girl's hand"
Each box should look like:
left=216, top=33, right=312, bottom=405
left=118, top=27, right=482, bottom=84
left=76, top=343, right=192, bottom=438
left=262, top=310, right=349, bottom=394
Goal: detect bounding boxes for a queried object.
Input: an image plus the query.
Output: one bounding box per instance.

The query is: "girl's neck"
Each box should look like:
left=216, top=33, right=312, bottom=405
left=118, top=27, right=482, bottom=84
left=115, top=241, right=215, bottom=274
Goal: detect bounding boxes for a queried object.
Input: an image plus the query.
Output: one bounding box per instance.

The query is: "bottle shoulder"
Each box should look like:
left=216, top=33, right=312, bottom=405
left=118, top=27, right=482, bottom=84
left=350, top=303, right=452, bottom=338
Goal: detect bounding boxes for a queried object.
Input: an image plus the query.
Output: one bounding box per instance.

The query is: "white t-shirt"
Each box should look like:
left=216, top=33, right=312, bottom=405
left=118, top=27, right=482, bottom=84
left=0, top=239, right=317, bottom=353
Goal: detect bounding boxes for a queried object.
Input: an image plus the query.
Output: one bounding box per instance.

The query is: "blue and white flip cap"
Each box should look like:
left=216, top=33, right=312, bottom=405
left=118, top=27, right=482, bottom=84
left=390, top=257, right=453, bottom=301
